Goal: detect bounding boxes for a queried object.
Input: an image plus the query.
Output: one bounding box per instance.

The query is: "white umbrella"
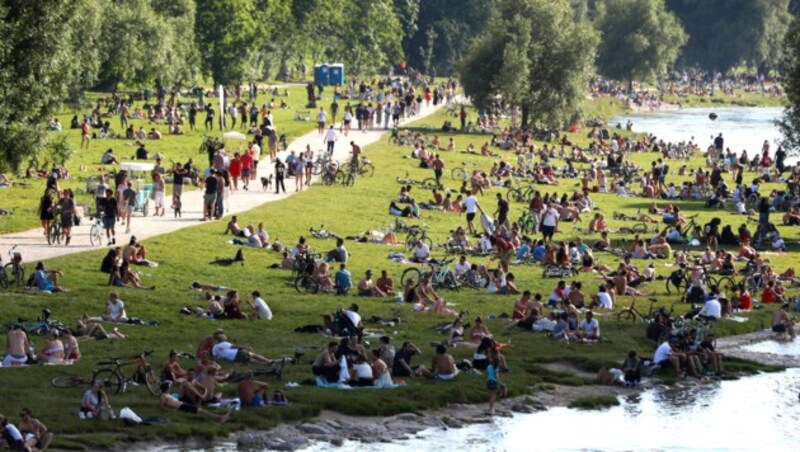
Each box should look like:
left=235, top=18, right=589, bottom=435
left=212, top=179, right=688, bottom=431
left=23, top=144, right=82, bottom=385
left=222, top=131, right=246, bottom=140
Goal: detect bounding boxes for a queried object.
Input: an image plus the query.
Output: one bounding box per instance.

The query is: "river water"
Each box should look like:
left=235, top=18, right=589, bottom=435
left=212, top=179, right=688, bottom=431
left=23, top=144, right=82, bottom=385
left=302, top=107, right=797, bottom=452
left=614, top=106, right=784, bottom=158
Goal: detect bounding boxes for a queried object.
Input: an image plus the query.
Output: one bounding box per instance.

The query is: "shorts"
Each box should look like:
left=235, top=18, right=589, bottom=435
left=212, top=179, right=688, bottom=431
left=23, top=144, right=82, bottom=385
left=179, top=403, right=198, bottom=414
left=656, top=359, right=673, bottom=368
left=242, top=169, right=251, bottom=178
left=318, top=121, right=325, bottom=128
left=203, top=193, right=217, bottom=206
left=126, top=204, right=135, bottom=214
left=81, top=134, right=90, bottom=141
left=499, top=250, right=514, bottom=264
left=103, top=216, right=116, bottom=229
left=541, top=225, right=555, bottom=238
left=466, top=212, right=476, bottom=222
left=3, top=354, right=27, bottom=366
left=344, top=119, right=352, bottom=125
left=772, top=324, right=787, bottom=333
left=250, top=395, right=264, bottom=407
left=153, top=192, right=165, bottom=208
left=173, top=184, right=183, bottom=197
left=253, top=160, right=259, bottom=169
left=234, top=349, right=252, bottom=363
left=487, top=380, right=498, bottom=390
left=436, top=373, right=456, bottom=381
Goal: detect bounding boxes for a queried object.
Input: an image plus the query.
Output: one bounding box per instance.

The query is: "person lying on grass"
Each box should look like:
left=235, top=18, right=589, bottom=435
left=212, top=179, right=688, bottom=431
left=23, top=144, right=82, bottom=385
left=159, top=382, right=229, bottom=423
left=108, top=262, right=155, bottom=290
left=75, top=315, right=126, bottom=340
left=212, top=333, right=272, bottom=364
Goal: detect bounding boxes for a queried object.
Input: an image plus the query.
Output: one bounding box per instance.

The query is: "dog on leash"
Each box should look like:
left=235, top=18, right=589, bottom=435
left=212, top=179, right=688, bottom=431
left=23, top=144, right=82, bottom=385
left=260, top=175, right=273, bottom=191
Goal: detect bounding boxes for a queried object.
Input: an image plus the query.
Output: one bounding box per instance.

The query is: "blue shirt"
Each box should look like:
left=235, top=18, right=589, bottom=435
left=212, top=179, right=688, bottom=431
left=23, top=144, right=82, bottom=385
left=487, top=363, right=497, bottom=382
left=34, top=270, right=52, bottom=290
left=335, top=270, right=352, bottom=289
left=516, top=243, right=530, bottom=260
left=532, top=245, right=546, bottom=261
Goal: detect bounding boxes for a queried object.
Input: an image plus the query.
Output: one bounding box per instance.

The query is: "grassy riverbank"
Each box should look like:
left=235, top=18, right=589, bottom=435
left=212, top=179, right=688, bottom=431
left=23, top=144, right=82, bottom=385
left=662, top=89, right=787, bottom=108
left=0, top=97, right=793, bottom=449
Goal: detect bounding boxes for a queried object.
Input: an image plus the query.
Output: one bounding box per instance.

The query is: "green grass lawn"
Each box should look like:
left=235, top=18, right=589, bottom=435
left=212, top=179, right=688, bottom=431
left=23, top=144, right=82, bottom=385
left=0, top=96, right=792, bottom=449
left=662, top=89, right=787, bottom=108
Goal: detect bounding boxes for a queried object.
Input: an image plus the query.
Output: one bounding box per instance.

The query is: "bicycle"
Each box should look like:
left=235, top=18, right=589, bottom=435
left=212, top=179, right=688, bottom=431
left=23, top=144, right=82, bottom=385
left=451, top=162, right=479, bottom=181
left=616, top=296, right=660, bottom=323
left=312, top=151, right=339, bottom=176
left=348, top=156, right=375, bottom=178
left=47, top=211, right=65, bottom=246
left=0, top=309, right=69, bottom=336
left=89, top=214, right=104, bottom=246
left=405, top=226, right=433, bottom=250
left=401, top=258, right=459, bottom=291
left=227, top=356, right=298, bottom=381
left=0, top=245, right=25, bottom=288
left=518, top=210, right=538, bottom=235
left=309, top=225, right=340, bottom=240
left=51, top=350, right=160, bottom=396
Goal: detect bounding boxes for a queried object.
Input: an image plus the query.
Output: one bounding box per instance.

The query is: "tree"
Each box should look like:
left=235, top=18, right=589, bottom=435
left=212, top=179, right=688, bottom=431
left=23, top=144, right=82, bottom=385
left=778, top=19, right=800, bottom=154
left=460, top=0, right=598, bottom=127
left=195, top=0, right=259, bottom=87
left=334, top=0, right=404, bottom=75
left=667, top=0, right=792, bottom=73
left=595, top=0, right=687, bottom=87
left=0, top=0, right=87, bottom=173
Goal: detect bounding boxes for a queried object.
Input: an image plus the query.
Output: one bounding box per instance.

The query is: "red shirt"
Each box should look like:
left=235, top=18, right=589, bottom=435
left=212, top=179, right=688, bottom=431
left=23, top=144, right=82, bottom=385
left=740, top=291, right=752, bottom=310
left=761, top=288, right=776, bottom=304
left=228, top=158, right=242, bottom=177
left=81, top=122, right=90, bottom=136
left=240, top=153, right=253, bottom=170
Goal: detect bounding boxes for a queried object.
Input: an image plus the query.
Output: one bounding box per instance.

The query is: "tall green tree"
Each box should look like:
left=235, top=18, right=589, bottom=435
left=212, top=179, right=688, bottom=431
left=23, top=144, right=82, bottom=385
left=460, top=0, right=599, bottom=126
left=195, top=0, right=259, bottom=86
left=595, top=0, right=687, bottom=86
left=666, top=0, right=792, bottom=73
left=778, top=19, right=800, bottom=154
left=334, top=0, right=404, bottom=75
left=0, top=0, right=88, bottom=173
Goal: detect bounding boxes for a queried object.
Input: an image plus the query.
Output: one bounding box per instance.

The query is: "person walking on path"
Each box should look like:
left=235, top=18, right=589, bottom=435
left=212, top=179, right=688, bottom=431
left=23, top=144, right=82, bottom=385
left=324, top=125, right=337, bottom=155
left=316, top=107, right=327, bottom=135
left=275, top=158, right=287, bottom=194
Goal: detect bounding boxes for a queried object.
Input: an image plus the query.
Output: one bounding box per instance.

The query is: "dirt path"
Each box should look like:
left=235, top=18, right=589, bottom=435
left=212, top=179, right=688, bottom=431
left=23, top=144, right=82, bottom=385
left=0, top=101, right=448, bottom=262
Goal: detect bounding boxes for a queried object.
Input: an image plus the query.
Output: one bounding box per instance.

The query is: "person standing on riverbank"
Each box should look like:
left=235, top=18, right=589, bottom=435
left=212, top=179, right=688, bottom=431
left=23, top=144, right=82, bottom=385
left=486, top=356, right=506, bottom=415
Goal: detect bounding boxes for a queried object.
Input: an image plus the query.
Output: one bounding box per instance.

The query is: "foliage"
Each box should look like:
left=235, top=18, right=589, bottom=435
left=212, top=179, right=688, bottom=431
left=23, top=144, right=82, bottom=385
left=195, top=0, right=259, bottom=86
left=778, top=18, right=800, bottom=155
left=0, top=0, right=86, bottom=174
left=595, top=0, right=687, bottom=84
left=666, top=0, right=792, bottom=73
left=334, top=0, right=404, bottom=75
left=460, top=0, right=598, bottom=126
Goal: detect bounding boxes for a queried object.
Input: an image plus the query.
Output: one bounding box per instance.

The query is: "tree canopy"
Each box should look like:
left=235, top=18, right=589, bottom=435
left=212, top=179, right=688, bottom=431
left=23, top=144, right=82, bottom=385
left=459, top=0, right=599, bottom=127
left=595, top=0, right=687, bottom=84
left=778, top=18, right=800, bottom=154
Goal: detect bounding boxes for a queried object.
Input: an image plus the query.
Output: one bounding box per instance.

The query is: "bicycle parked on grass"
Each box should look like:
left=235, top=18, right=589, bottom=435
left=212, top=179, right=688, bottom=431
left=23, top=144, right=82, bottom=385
left=0, top=245, right=25, bottom=288
left=451, top=162, right=480, bottom=182
left=401, top=258, right=460, bottom=291
left=0, top=309, right=69, bottom=336
left=309, top=225, right=340, bottom=240
left=616, top=297, right=662, bottom=322
left=405, top=226, right=433, bottom=250
left=51, top=350, right=161, bottom=395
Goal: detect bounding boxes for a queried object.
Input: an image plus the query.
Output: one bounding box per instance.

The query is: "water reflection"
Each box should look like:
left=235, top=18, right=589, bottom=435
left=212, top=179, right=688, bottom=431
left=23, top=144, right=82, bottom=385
left=743, top=339, right=800, bottom=356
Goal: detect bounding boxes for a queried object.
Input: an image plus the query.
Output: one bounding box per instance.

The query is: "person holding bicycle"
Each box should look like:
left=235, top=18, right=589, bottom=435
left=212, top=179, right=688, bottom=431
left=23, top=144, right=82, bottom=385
left=349, top=141, right=361, bottom=172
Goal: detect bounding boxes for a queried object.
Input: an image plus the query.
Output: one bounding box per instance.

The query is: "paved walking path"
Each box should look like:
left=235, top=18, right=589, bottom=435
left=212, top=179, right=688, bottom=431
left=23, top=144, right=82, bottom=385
left=0, top=101, right=446, bottom=262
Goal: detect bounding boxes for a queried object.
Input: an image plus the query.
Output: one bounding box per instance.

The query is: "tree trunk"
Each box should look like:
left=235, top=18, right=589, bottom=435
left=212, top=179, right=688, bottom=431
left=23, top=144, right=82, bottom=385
left=521, top=105, right=530, bottom=128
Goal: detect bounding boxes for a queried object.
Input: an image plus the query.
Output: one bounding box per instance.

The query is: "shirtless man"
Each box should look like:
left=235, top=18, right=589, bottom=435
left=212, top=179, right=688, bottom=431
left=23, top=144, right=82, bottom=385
left=177, top=369, right=208, bottom=405
left=357, top=270, right=387, bottom=297
left=312, top=342, right=340, bottom=383
left=424, top=344, right=458, bottom=380
left=18, top=408, right=53, bottom=451
left=4, top=325, right=30, bottom=366
left=773, top=303, right=796, bottom=339
left=159, top=382, right=229, bottom=422
left=163, top=350, right=189, bottom=382
left=196, top=329, right=224, bottom=361
left=237, top=372, right=269, bottom=407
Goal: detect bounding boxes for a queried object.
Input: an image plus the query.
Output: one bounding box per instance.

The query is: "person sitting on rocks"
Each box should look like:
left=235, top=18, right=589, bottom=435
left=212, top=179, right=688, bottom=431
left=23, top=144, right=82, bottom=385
left=773, top=303, right=796, bottom=339
left=622, top=350, right=643, bottom=386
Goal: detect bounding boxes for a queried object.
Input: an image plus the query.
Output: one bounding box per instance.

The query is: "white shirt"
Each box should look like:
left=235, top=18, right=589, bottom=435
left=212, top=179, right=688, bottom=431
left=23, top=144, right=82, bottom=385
left=108, top=299, right=125, bottom=319
left=464, top=196, right=479, bottom=214
left=454, top=261, right=470, bottom=276
left=212, top=341, right=238, bottom=361
left=317, top=110, right=327, bottom=122
left=344, top=309, right=361, bottom=327
left=413, top=243, right=430, bottom=259
left=700, top=299, right=722, bottom=319
left=542, top=208, right=559, bottom=227
left=3, top=424, right=23, bottom=442
left=597, top=292, right=613, bottom=309
left=580, top=318, right=600, bottom=337
left=324, top=129, right=337, bottom=142
left=251, top=143, right=261, bottom=161
left=253, top=297, right=272, bottom=320
left=353, top=362, right=373, bottom=379
left=654, top=342, right=672, bottom=363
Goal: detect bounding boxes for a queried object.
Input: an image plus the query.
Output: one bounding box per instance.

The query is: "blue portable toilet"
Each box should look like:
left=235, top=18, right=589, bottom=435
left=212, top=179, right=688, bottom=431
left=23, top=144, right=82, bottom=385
left=329, top=63, right=345, bottom=87
left=314, top=64, right=329, bottom=86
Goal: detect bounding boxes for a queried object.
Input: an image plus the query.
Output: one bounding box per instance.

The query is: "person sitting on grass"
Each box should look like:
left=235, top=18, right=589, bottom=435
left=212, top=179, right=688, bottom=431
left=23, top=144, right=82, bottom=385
left=312, top=342, right=340, bottom=384
left=773, top=303, right=796, bottom=339
left=109, top=262, right=155, bottom=290
left=211, top=333, right=272, bottom=364
left=76, top=315, right=126, bottom=340
left=18, top=408, right=54, bottom=452
left=32, top=262, right=64, bottom=293
left=62, top=329, right=80, bottom=360
left=4, top=325, right=30, bottom=366
left=36, top=331, right=65, bottom=364
left=224, top=215, right=245, bottom=236
left=349, top=355, right=375, bottom=387
left=0, top=414, right=27, bottom=452
left=424, top=344, right=458, bottom=381
left=159, top=382, right=230, bottom=423
left=391, top=341, right=423, bottom=378
left=622, top=350, right=643, bottom=387
left=248, top=291, right=272, bottom=320
left=102, top=292, right=129, bottom=323
left=357, top=270, right=387, bottom=297
left=370, top=349, right=393, bottom=387
left=415, top=275, right=456, bottom=316
left=334, top=263, right=352, bottom=295
left=163, top=350, right=189, bottom=383
left=80, top=383, right=110, bottom=419
left=237, top=372, right=270, bottom=406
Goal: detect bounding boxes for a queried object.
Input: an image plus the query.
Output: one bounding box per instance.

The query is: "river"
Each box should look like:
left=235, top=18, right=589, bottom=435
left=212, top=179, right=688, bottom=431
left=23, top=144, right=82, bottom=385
left=302, top=107, right=797, bottom=452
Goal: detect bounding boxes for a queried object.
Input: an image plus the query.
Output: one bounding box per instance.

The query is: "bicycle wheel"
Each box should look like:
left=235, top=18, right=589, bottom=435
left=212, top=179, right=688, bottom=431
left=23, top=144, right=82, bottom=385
left=420, top=236, right=433, bottom=250
left=0, top=267, right=8, bottom=289
left=506, top=188, right=523, bottom=203
left=51, top=372, right=85, bottom=388
left=13, top=264, right=24, bottom=287
left=420, top=178, right=439, bottom=190
left=665, top=277, right=679, bottom=295
left=451, top=168, right=466, bottom=181
left=92, top=369, right=123, bottom=394
left=401, top=268, right=422, bottom=288
left=405, top=235, right=417, bottom=250
left=442, top=272, right=459, bottom=292
left=344, top=174, right=355, bottom=187
left=616, top=310, right=637, bottom=322
left=294, top=274, right=320, bottom=294
left=456, top=273, right=481, bottom=289
left=312, top=162, right=324, bottom=176
left=90, top=225, right=103, bottom=246
left=335, top=171, right=348, bottom=185
left=143, top=368, right=161, bottom=396
left=631, top=223, right=648, bottom=234
left=4, top=264, right=21, bottom=286
left=48, top=224, right=60, bottom=245
left=361, top=163, right=375, bottom=177
left=322, top=173, right=335, bottom=186
left=714, top=276, right=736, bottom=295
